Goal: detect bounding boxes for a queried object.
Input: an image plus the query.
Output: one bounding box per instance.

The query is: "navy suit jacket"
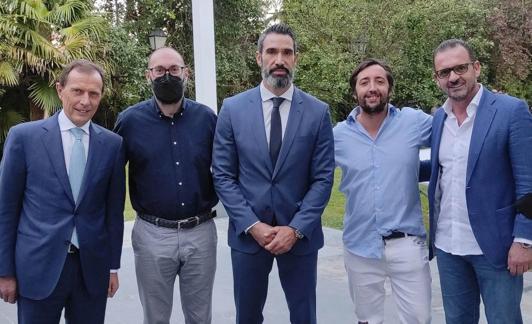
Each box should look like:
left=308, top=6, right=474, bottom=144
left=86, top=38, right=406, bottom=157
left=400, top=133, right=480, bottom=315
left=428, top=89, right=532, bottom=269
left=0, top=112, right=125, bottom=299
left=213, top=86, right=335, bottom=255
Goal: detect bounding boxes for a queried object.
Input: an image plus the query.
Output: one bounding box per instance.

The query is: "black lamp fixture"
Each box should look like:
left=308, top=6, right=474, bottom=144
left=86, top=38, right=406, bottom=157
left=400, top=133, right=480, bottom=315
left=351, top=35, right=368, bottom=55
left=148, top=28, right=167, bottom=50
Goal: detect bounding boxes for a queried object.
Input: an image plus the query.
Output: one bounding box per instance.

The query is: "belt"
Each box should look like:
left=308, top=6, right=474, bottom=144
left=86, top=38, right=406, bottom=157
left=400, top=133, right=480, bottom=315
left=67, top=244, right=79, bottom=254
left=382, top=231, right=412, bottom=240
left=138, top=210, right=216, bottom=229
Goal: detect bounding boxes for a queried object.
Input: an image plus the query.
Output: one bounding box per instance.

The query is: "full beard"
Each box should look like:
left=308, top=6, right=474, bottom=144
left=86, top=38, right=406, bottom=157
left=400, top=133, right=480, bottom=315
left=359, top=96, right=388, bottom=116
left=262, top=66, right=294, bottom=90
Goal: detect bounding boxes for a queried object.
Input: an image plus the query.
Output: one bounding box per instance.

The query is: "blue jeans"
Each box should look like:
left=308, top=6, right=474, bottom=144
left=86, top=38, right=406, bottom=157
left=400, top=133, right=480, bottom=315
left=435, top=248, right=523, bottom=324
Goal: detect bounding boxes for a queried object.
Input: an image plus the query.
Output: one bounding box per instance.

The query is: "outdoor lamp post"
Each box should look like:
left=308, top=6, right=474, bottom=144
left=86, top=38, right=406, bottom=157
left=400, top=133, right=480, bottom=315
left=351, top=35, right=368, bottom=55
left=148, top=28, right=167, bottom=50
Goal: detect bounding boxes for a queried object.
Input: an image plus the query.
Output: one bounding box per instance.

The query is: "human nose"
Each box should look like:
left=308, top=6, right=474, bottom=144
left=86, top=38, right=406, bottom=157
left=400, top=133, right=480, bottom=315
left=274, top=52, right=285, bottom=64
left=79, top=92, right=90, bottom=105
left=368, top=80, right=378, bottom=91
left=447, top=69, right=460, bottom=82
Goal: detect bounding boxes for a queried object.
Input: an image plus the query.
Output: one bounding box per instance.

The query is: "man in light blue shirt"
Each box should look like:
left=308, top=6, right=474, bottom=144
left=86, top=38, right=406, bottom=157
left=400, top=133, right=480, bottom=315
left=334, top=58, right=432, bottom=324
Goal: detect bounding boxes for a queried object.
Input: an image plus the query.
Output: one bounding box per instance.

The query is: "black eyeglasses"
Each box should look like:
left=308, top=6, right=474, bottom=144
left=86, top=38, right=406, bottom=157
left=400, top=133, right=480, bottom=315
left=435, top=62, right=474, bottom=79
left=148, top=65, right=185, bottom=77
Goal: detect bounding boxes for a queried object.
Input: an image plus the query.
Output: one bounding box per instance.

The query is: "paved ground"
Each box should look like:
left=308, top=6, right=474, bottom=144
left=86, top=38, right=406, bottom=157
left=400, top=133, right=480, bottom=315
left=1, top=208, right=531, bottom=323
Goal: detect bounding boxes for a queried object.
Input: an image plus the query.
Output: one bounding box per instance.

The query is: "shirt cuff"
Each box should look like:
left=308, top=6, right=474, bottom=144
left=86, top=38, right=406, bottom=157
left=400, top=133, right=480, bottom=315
left=110, top=269, right=118, bottom=274
left=245, top=221, right=260, bottom=234
left=514, top=237, right=532, bottom=245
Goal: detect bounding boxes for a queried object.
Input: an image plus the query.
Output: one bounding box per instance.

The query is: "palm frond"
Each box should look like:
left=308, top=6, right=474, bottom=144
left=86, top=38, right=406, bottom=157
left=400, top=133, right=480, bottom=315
left=0, top=61, right=19, bottom=86
left=21, top=28, right=61, bottom=60
left=62, top=34, right=90, bottom=55
left=16, top=0, right=49, bottom=21
left=0, top=109, right=25, bottom=142
left=28, top=79, right=61, bottom=114
left=61, top=16, right=107, bottom=40
left=49, top=0, right=91, bottom=25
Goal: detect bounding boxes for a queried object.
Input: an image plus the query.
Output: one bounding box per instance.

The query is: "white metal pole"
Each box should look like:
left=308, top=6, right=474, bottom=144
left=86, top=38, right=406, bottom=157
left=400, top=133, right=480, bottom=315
left=191, top=0, right=218, bottom=113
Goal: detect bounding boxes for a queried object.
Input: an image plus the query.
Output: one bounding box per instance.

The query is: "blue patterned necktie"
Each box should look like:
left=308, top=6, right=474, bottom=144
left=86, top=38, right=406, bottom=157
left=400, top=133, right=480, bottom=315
left=68, top=127, right=86, bottom=247
left=269, top=97, right=285, bottom=168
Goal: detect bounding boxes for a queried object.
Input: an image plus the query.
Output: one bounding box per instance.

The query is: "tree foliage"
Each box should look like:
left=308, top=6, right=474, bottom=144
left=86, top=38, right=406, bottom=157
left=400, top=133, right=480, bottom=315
left=484, top=0, right=532, bottom=102
left=282, top=0, right=530, bottom=122
left=0, top=0, right=109, bottom=116
left=99, top=0, right=267, bottom=111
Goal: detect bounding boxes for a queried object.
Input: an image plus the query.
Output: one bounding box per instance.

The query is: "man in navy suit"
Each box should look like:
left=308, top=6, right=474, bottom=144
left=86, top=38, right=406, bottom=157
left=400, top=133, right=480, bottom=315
left=428, top=39, right=532, bottom=323
left=0, top=60, right=125, bottom=324
left=213, top=23, right=335, bottom=324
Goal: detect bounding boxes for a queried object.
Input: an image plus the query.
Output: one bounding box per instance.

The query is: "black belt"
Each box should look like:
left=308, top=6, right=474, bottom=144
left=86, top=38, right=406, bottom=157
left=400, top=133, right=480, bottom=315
left=382, top=231, right=412, bottom=240
left=138, top=210, right=216, bottom=229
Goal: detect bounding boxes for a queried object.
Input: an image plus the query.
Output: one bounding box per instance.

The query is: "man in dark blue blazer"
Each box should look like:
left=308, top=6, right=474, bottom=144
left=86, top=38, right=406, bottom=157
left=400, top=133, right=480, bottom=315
left=428, top=39, right=532, bottom=323
left=213, top=23, right=335, bottom=324
left=0, top=60, right=125, bottom=324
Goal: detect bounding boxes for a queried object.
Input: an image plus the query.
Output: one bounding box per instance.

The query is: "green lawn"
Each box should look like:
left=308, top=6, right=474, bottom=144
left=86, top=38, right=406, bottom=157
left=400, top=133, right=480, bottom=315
left=124, top=172, right=135, bottom=221
left=123, top=168, right=430, bottom=230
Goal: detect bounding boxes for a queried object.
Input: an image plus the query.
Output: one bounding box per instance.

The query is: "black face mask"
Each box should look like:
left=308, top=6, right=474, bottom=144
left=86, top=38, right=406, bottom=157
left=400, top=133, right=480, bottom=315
left=152, top=74, right=184, bottom=104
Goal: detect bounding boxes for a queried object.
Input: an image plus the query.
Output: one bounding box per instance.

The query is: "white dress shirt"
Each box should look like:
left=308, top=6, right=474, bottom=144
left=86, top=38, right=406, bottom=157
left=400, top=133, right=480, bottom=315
left=59, top=110, right=90, bottom=166
left=245, top=83, right=294, bottom=233
left=435, top=86, right=484, bottom=255
left=58, top=111, right=119, bottom=273
left=260, top=82, right=294, bottom=145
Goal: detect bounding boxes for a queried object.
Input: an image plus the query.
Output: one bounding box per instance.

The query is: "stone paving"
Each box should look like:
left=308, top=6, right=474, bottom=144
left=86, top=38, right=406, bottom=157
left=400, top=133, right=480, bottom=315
left=1, top=210, right=531, bottom=323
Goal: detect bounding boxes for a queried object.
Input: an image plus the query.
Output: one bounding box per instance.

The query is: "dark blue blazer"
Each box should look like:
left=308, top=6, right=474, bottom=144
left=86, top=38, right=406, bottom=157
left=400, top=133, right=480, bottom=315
left=213, top=86, right=335, bottom=255
left=0, top=112, right=125, bottom=299
left=428, top=89, right=532, bottom=269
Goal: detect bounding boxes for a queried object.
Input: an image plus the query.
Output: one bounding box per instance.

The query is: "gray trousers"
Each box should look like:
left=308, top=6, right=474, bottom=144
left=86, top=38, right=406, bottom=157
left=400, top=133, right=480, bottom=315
left=132, top=217, right=217, bottom=324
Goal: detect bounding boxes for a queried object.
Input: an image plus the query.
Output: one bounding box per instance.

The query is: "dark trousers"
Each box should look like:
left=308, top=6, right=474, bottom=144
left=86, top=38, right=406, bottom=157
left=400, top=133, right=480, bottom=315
left=231, top=248, right=318, bottom=324
left=17, top=252, right=107, bottom=324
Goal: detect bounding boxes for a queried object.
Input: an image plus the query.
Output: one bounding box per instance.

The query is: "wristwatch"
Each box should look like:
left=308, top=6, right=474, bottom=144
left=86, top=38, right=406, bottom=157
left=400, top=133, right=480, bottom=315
left=293, top=228, right=304, bottom=240
left=519, top=242, right=532, bottom=249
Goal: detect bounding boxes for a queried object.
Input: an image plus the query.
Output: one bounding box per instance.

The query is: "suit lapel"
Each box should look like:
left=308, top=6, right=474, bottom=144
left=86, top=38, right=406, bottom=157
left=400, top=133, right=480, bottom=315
left=467, top=90, right=496, bottom=184
left=41, top=114, right=75, bottom=205
left=249, top=87, right=275, bottom=173
left=76, top=123, right=103, bottom=208
left=431, top=109, right=446, bottom=166
left=272, top=88, right=304, bottom=179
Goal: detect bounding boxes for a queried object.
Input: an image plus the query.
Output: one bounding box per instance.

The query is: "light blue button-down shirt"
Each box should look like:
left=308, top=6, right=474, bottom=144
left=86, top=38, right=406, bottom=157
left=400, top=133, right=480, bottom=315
left=334, top=105, right=432, bottom=259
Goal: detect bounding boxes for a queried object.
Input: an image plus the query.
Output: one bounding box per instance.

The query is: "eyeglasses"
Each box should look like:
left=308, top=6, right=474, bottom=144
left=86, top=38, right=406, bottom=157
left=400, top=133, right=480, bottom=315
left=148, top=65, right=185, bottom=77
left=435, top=62, right=474, bottom=79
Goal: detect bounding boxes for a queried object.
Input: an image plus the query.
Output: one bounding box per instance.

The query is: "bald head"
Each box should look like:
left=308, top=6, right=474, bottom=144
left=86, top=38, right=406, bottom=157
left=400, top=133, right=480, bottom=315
left=146, top=47, right=188, bottom=83
left=148, top=47, right=185, bottom=67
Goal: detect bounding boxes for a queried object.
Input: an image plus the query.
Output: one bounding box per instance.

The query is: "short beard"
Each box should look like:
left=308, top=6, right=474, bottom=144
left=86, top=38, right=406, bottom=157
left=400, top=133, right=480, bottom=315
left=358, top=94, right=389, bottom=116
left=262, top=66, right=294, bottom=90
left=360, top=101, right=387, bottom=115
left=447, top=89, right=468, bottom=102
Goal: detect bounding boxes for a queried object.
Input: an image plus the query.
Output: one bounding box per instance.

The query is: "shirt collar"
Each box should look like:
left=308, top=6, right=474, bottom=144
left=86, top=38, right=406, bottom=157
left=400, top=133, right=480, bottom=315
left=259, top=82, right=294, bottom=103
left=151, top=97, right=187, bottom=119
left=442, top=84, right=483, bottom=118
left=347, top=104, right=396, bottom=124
left=58, top=110, right=90, bottom=134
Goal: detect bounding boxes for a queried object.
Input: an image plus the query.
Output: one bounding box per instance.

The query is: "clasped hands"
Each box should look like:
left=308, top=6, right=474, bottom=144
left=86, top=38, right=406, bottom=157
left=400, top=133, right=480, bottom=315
left=249, top=222, right=298, bottom=255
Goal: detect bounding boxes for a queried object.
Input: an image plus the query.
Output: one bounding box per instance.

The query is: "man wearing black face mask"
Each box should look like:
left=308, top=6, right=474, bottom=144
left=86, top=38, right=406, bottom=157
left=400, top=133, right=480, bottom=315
left=114, top=47, right=218, bottom=324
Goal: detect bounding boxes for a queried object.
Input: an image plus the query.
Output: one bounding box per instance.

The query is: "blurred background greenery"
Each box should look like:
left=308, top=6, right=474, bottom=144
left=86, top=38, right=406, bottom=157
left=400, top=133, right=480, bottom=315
left=1, top=0, right=527, bottom=228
